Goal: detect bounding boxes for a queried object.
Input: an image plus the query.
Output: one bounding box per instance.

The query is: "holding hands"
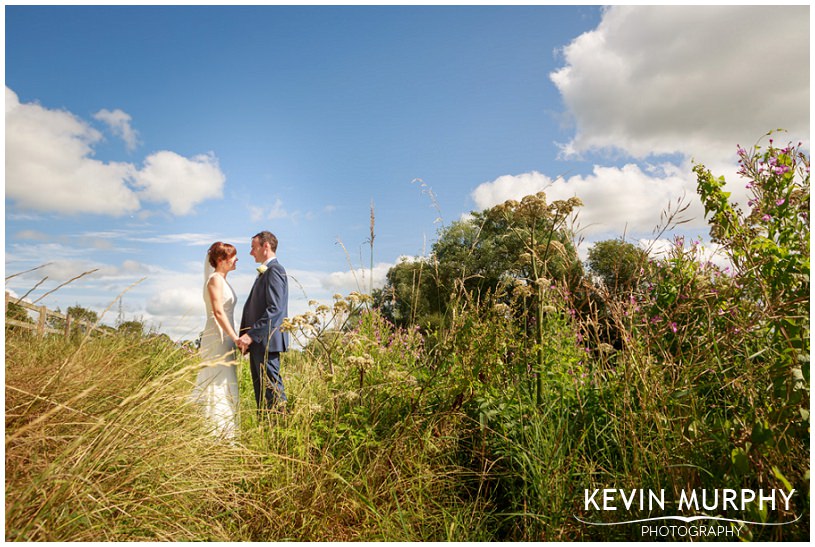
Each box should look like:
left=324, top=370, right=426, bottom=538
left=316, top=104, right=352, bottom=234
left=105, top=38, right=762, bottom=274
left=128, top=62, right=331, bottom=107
left=235, top=334, right=252, bottom=354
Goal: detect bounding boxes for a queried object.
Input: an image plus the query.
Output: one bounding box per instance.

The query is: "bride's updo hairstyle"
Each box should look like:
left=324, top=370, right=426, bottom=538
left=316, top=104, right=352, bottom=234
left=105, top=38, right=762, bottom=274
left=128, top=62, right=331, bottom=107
left=207, top=241, right=237, bottom=268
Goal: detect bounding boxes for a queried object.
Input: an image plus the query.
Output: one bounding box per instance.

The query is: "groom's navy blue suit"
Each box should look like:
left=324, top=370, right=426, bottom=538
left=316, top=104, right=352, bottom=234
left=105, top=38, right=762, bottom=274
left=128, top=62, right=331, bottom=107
left=240, top=257, right=289, bottom=410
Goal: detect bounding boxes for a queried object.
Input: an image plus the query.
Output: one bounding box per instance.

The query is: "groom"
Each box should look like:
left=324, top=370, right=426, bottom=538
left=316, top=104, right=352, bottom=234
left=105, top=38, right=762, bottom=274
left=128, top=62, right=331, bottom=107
left=238, top=231, right=289, bottom=413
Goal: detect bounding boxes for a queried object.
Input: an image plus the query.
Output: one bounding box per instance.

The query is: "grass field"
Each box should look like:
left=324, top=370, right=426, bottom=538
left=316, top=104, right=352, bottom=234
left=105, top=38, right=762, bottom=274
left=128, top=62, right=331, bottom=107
left=6, top=139, right=809, bottom=541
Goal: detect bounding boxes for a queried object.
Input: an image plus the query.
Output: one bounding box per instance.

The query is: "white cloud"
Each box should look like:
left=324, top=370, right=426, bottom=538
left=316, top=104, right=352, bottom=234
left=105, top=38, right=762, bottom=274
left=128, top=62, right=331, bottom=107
left=320, top=262, right=391, bottom=293
left=471, top=163, right=707, bottom=237
left=6, top=87, right=227, bottom=217
left=266, top=198, right=289, bottom=220
left=93, top=108, right=140, bottom=151
left=473, top=6, right=809, bottom=242
left=250, top=199, right=290, bottom=221
left=550, top=6, right=809, bottom=164
left=146, top=287, right=202, bottom=320
left=36, top=258, right=152, bottom=283
left=5, top=87, right=140, bottom=215
left=129, top=232, right=234, bottom=246
left=15, top=230, right=49, bottom=241
left=638, top=237, right=732, bottom=270
left=133, top=151, right=225, bottom=215
left=471, top=171, right=552, bottom=208
left=250, top=200, right=337, bottom=225
left=249, top=206, right=265, bottom=222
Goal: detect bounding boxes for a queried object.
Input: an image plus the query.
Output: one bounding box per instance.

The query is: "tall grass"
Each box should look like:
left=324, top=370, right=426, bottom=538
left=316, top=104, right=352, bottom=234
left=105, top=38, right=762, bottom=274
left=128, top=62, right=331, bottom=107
left=6, top=330, right=258, bottom=540
left=6, top=261, right=808, bottom=540
left=6, top=136, right=809, bottom=541
left=5, top=319, right=490, bottom=541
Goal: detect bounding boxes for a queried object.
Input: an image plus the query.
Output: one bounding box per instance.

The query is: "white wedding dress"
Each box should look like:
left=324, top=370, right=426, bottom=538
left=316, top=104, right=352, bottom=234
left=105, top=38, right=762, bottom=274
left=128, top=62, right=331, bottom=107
left=192, top=272, right=240, bottom=440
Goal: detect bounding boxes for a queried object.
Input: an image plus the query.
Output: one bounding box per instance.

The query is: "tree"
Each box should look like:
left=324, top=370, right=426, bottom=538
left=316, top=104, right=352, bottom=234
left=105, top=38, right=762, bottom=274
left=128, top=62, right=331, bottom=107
left=586, top=239, right=649, bottom=294
left=374, top=257, right=442, bottom=329
left=118, top=320, right=144, bottom=337
left=67, top=305, right=98, bottom=325
left=58, top=304, right=98, bottom=335
left=6, top=301, right=33, bottom=325
left=377, top=192, right=585, bottom=355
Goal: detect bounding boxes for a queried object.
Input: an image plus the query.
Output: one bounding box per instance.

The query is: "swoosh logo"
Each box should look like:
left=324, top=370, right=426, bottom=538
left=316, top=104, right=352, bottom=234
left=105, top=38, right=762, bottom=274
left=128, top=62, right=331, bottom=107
left=574, top=514, right=803, bottom=526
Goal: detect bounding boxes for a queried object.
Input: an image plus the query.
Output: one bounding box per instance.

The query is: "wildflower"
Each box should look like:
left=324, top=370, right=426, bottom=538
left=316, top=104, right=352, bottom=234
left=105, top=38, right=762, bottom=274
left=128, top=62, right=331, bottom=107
left=280, top=318, right=296, bottom=332
left=348, top=355, right=374, bottom=369
left=762, top=214, right=772, bottom=222
left=533, top=277, right=549, bottom=289
left=670, top=322, right=678, bottom=333
left=776, top=198, right=786, bottom=206
left=512, top=282, right=533, bottom=299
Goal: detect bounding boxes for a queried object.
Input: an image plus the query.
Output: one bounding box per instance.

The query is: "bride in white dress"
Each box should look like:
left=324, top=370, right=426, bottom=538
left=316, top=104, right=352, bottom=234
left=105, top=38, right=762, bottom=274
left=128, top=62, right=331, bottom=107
left=192, top=241, right=241, bottom=440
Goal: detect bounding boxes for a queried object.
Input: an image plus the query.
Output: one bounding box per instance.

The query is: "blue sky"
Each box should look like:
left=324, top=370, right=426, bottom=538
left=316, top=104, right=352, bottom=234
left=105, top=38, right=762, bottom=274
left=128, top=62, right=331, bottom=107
left=5, top=5, right=809, bottom=341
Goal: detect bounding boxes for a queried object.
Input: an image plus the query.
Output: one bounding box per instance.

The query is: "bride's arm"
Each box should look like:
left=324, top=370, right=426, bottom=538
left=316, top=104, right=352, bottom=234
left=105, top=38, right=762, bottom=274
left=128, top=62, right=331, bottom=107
left=207, top=276, right=240, bottom=343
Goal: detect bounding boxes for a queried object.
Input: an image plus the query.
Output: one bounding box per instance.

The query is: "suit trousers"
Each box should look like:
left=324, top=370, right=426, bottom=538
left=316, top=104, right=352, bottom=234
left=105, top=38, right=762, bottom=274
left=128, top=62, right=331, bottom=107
left=248, top=344, right=287, bottom=411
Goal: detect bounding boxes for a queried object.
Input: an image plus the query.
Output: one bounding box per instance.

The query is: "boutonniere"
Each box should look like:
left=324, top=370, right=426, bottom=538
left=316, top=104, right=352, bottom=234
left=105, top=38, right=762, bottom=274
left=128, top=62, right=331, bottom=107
left=256, top=265, right=268, bottom=276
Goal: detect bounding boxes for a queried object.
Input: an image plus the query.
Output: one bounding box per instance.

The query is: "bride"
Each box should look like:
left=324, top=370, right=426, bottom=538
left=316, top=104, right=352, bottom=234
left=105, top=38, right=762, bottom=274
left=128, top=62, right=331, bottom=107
left=192, top=241, right=241, bottom=440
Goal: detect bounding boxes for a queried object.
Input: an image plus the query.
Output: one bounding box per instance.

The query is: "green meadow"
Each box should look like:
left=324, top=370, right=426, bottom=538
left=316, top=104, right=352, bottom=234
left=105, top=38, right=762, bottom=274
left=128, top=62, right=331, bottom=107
left=6, top=138, right=809, bottom=541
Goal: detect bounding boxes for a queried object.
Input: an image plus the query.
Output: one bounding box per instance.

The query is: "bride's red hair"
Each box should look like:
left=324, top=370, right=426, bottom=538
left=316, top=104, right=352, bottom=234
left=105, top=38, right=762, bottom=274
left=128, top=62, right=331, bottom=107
left=207, top=241, right=236, bottom=268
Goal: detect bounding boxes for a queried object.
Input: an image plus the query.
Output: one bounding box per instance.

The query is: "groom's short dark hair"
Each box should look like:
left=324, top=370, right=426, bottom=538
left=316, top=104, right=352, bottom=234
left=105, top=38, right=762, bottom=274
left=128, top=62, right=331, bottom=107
left=254, top=231, right=278, bottom=252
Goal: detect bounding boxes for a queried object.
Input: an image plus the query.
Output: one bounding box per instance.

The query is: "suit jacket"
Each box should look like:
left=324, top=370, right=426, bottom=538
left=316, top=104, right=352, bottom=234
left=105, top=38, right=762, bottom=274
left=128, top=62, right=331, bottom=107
left=240, top=258, right=289, bottom=353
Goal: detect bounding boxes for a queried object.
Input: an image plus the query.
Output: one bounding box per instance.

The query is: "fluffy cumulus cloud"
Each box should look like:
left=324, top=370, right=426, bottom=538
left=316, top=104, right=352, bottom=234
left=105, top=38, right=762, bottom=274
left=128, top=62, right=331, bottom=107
left=319, top=263, right=391, bottom=293
left=472, top=6, right=808, bottom=241
left=550, top=5, right=809, bottom=162
left=5, top=87, right=140, bottom=215
left=133, top=151, right=225, bottom=215
left=5, top=87, right=226, bottom=216
left=93, top=108, right=140, bottom=151
left=472, top=163, right=705, bottom=237
left=146, top=286, right=203, bottom=322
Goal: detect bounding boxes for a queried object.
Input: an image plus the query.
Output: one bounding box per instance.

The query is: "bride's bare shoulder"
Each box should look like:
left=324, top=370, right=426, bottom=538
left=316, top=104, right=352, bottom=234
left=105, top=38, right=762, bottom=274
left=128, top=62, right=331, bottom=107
left=206, top=273, right=224, bottom=289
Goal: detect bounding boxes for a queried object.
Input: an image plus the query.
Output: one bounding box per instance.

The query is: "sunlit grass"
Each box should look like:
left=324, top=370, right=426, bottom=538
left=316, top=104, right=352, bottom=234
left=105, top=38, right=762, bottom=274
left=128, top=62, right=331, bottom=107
left=5, top=327, right=488, bottom=541
left=6, top=142, right=809, bottom=541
